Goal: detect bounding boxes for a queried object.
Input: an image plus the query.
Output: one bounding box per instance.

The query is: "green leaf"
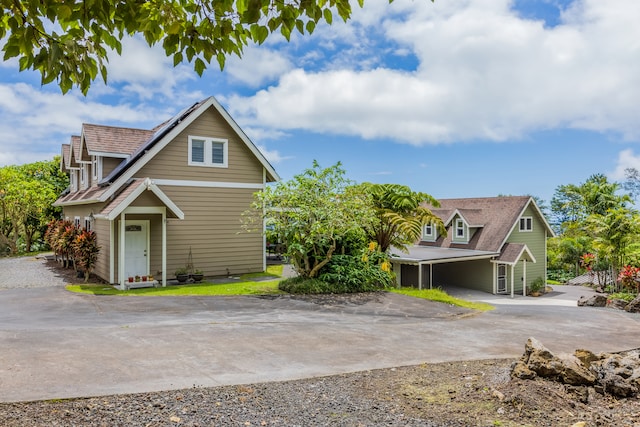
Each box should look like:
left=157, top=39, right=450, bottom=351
left=194, top=57, right=206, bottom=76
left=323, top=8, right=333, bottom=25
left=305, top=20, right=316, bottom=34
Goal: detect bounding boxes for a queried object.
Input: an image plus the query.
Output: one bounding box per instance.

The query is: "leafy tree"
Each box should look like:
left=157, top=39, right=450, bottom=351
left=587, top=206, right=640, bottom=289
left=355, top=183, right=443, bottom=252
left=248, top=161, right=375, bottom=279
left=0, top=158, right=68, bottom=254
left=1, top=0, right=431, bottom=94
left=550, top=174, right=629, bottom=234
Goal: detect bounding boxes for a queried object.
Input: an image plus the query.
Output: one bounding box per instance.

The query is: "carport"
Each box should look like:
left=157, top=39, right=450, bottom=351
left=389, top=246, right=498, bottom=292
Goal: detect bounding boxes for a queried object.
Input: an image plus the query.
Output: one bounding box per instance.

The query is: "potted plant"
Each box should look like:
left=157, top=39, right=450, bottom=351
left=175, top=267, right=189, bottom=283
left=142, top=275, right=148, bottom=282
left=128, top=276, right=134, bottom=283
left=135, top=275, right=141, bottom=282
left=528, top=277, right=545, bottom=297
left=191, top=269, right=204, bottom=283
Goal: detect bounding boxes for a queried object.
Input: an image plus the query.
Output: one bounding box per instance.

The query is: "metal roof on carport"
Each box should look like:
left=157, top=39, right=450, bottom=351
left=389, top=246, right=499, bottom=265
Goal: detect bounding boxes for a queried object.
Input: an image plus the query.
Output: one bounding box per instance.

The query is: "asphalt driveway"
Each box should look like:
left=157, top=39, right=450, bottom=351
left=1, top=255, right=639, bottom=403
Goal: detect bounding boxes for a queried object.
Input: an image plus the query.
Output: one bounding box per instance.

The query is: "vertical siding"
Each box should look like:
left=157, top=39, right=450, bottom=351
left=137, top=106, right=264, bottom=183
left=506, top=204, right=548, bottom=292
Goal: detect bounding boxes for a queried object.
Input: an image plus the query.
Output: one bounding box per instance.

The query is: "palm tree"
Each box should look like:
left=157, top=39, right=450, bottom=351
left=356, top=183, right=444, bottom=252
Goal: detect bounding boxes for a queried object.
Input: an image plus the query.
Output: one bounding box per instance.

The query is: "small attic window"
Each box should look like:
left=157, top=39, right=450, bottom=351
left=520, top=217, right=533, bottom=232
left=455, top=219, right=465, bottom=237
left=423, top=222, right=437, bottom=242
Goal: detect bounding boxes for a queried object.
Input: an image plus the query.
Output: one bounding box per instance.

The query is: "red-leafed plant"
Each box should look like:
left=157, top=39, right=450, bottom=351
left=617, top=265, right=640, bottom=293
left=73, top=230, right=100, bottom=282
left=580, top=253, right=596, bottom=271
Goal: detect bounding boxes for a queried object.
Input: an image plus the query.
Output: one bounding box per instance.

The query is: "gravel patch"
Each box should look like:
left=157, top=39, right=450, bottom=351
left=0, top=254, right=68, bottom=289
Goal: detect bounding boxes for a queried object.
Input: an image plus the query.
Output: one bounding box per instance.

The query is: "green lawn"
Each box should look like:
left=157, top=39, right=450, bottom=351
left=66, top=265, right=285, bottom=296
left=66, top=264, right=490, bottom=312
left=391, top=288, right=495, bottom=311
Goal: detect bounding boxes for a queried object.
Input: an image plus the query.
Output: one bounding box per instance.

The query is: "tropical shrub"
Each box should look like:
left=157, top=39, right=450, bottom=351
left=617, top=265, right=640, bottom=293
left=73, top=230, right=99, bottom=282
left=529, top=276, right=545, bottom=295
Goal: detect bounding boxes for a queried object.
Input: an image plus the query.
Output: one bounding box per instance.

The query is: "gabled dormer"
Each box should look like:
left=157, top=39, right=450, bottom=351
left=422, top=221, right=438, bottom=242
left=67, top=136, right=81, bottom=193
left=444, top=209, right=484, bottom=244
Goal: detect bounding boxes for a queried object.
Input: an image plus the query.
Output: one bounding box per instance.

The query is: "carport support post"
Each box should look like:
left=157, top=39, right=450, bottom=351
left=510, top=264, right=515, bottom=298
left=429, top=264, right=433, bottom=290
left=418, top=263, right=423, bottom=290
left=522, top=259, right=527, bottom=296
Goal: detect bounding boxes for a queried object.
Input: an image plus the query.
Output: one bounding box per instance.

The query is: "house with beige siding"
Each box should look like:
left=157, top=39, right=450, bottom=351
left=389, top=196, right=554, bottom=296
left=54, top=97, right=279, bottom=288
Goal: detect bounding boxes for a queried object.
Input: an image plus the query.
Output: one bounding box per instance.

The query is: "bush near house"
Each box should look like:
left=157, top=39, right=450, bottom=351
left=45, top=220, right=100, bottom=282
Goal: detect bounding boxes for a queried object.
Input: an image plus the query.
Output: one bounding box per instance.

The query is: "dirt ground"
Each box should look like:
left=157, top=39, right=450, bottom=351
left=2, top=359, right=640, bottom=426
left=364, top=358, right=640, bottom=427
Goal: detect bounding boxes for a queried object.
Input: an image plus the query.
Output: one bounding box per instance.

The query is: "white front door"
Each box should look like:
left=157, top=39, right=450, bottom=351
left=124, top=220, right=149, bottom=278
left=497, top=264, right=507, bottom=294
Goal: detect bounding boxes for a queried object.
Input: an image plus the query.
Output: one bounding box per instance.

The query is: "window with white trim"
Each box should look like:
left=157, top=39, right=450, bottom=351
left=80, top=164, right=88, bottom=189
left=188, top=136, right=228, bottom=168
left=84, top=216, right=93, bottom=232
left=519, top=217, right=533, bottom=232
left=455, top=219, right=465, bottom=238
left=74, top=216, right=81, bottom=228
left=70, top=171, right=77, bottom=192
left=91, top=156, right=100, bottom=181
left=423, top=222, right=437, bottom=241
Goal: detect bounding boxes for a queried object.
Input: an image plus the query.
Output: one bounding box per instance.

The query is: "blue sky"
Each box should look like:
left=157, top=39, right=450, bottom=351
left=1, top=0, right=639, bottom=206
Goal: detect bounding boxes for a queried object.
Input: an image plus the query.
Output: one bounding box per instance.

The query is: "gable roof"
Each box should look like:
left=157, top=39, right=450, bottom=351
left=95, top=178, right=184, bottom=221
left=55, top=96, right=280, bottom=207
left=493, top=243, right=536, bottom=265
left=423, top=196, right=554, bottom=252
left=82, top=124, right=153, bottom=157
left=99, top=96, right=279, bottom=190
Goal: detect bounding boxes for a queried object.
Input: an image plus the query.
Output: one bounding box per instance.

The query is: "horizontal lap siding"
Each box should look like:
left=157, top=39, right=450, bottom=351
left=433, top=259, right=494, bottom=293
left=102, top=157, right=123, bottom=180
left=162, top=186, right=263, bottom=277
left=506, top=205, right=548, bottom=291
left=137, top=107, right=264, bottom=184
left=93, top=218, right=110, bottom=282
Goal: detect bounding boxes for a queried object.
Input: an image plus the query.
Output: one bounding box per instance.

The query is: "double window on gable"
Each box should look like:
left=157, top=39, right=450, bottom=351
left=188, top=136, right=228, bottom=168
left=520, top=216, right=533, bottom=232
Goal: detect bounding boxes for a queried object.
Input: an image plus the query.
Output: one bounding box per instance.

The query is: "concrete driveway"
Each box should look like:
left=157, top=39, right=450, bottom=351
left=1, top=256, right=639, bottom=403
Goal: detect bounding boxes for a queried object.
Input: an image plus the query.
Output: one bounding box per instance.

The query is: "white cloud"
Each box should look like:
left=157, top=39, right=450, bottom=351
left=0, top=84, right=165, bottom=167
left=105, top=36, right=201, bottom=100
left=225, top=46, right=293, bottom=87
left=227, top=0, right=640, bottom=144
left=610, top=149, right=640, bottom=180
left=256, top=144, right=291, bottom=165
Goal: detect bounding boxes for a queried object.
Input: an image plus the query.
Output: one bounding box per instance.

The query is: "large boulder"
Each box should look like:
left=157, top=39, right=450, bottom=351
left=512, top=338, right=640, bottom=398
left=511, top=337, right=595, bottom=385
left=625, top=295, right=640, bottom=313
left=607, top=298, right=629, bottom=310
left=577, top=294, right=607, bottom=307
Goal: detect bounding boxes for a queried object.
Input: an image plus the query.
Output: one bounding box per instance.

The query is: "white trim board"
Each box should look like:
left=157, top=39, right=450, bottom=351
left=153, top=179, right=264, bottom=190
